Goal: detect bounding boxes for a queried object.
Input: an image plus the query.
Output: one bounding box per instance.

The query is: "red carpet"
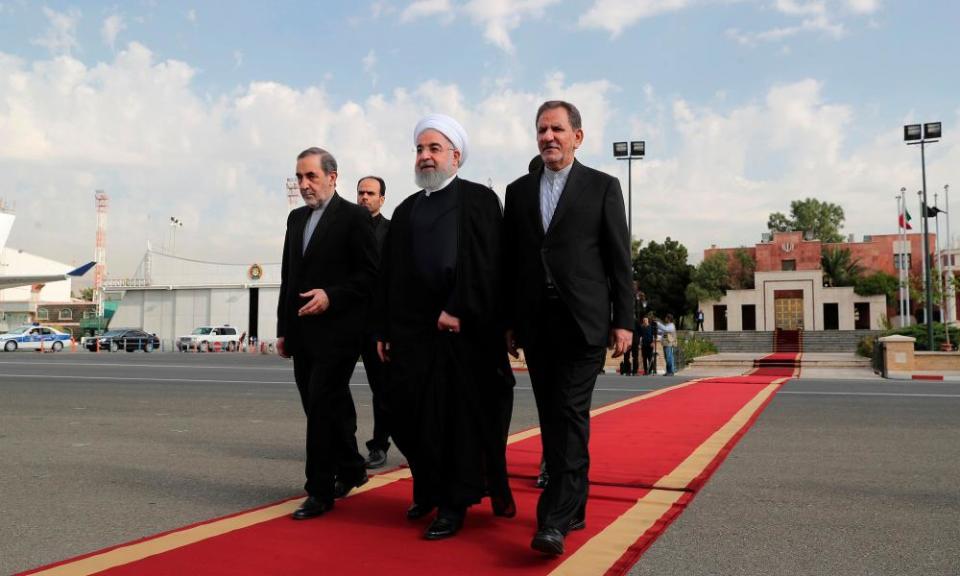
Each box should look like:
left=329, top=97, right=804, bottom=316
left=21, top=372, right=788, bottom=576
left=750, top=352, right=802, bottom=378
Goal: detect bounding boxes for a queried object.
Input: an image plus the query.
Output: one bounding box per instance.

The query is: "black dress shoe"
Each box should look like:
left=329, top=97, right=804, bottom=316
left=568, top=517, right=585, bottom=531
left=333, top=474, right=369, bottom=499
left=291, top=496, right=333, bottom=520
left=531, top=527, right=565, bottom=555
left=406, top=502, right=436, bottom=520
left=491, top=492, right=517, bottom=518
left=424, top=515, right=464, bottom=540
left=365, top=448, right=387, bottom=469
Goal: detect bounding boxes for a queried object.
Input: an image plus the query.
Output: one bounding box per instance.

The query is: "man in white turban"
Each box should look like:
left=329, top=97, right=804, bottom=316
left=374, top=114, right=516, bottom=540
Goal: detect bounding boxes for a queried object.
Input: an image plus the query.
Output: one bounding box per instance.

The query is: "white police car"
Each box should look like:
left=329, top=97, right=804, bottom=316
left=0, top=324, right=72, bottom=352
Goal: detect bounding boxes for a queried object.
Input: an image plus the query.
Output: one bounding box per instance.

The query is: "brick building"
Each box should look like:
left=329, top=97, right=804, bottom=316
left=698, top=231, right=935, bottom=332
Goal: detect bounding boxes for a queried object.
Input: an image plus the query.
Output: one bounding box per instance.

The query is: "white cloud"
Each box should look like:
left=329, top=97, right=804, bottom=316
left=580, top=0, right=691, bottom=37
left=400, top=0, right=556, bottom=52
left=846, top=0, right=880, bottom=14
left=400, top=0, right=452, bottom=23
left=101, top=14, right=126, bottom=50
left=362, top=49, right=378, bottom=86
left=186, top=8, right=197, bottom=24
left=463, top=0, right=560, bottom=53
left=31, top=7, right=81, bottom=55
left=233, top=50, right=243, bottom=69
left=371, top=1, right=397, bottom=17
left=0, top=45, right=617, bottom=275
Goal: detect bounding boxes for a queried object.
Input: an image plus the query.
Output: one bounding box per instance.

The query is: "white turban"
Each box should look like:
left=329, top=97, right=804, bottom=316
left=414, top=113, right=469, bottom=167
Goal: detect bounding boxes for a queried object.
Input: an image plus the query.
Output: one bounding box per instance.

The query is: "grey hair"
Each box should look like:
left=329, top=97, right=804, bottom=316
left=535, top=100, right=582, bottom=131
left=297, top=147, right=338, bottom=174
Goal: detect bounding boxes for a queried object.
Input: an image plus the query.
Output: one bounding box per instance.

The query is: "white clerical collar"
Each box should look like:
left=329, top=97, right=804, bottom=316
left=425, top=174, right=457, bottom=196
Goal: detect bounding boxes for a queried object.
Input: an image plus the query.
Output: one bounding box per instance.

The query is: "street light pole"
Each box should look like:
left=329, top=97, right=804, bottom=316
left=613, top=141, right=645, bottom=244
left=906, top=122, right=942, bottom=349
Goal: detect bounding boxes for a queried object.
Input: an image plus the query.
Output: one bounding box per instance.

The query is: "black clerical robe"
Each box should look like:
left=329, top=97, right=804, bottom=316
left=375, top=177, right=514, bottom=512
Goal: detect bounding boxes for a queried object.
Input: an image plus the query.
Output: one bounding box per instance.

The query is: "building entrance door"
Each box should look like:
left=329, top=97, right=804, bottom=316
left=774, top=290, right=804, bottom=330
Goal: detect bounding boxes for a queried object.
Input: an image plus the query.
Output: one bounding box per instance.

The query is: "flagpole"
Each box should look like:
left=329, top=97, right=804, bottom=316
left=946, top=183, right=953, bottom=327
left=897, top=192, right=904, bottom=326
left=905, top=191, right=912, bottom=325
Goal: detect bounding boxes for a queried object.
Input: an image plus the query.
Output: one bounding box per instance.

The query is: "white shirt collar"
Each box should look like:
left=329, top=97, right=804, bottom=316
left=543, top=162, right=573, bottom=181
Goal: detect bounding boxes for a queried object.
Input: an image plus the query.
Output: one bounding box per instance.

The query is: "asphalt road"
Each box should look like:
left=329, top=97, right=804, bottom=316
left=1, top=352, right=958, bottom=575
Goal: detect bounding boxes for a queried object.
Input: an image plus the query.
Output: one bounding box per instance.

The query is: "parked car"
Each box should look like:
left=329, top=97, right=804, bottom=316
left=0, top=324, right=72, bottom=352
left=86, top=329, right=160, bottom=352
left=176, top=325, right=242, bottom=352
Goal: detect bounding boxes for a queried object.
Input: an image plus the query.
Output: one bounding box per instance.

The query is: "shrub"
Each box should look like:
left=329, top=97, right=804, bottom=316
left=880, top=323, right=960, bottom=351
left=679, top=332, right=718, bottom=360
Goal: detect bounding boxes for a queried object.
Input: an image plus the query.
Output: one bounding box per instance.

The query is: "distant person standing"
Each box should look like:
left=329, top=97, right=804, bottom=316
left=356, top=176, right=391, bottom=469
left=657, top=314, right=677, bottom=376
left=696, top=309, right=705, bottom=331
left=277, top=147, right=378, bottom=520
left=639, top=315, right=658, bottom=375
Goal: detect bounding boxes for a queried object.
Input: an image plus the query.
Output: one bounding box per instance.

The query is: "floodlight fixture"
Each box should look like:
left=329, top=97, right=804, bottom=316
left=631, top=141, right=645, bottom=157
left=925, top=122, right=942, bottom=140
left=904, top=124, right=922, bottom=141
left=613, top=142, right=629, bottom=158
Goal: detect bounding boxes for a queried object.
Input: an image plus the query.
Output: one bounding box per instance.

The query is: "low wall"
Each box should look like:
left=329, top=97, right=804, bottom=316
left=880, top=334, right=960, bottom=375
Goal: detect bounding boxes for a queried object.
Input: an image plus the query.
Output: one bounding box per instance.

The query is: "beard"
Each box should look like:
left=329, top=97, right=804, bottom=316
left=414, top=156, right=456, bottom=190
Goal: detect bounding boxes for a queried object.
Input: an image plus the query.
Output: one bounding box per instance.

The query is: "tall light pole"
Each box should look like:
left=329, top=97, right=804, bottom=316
left=168, top=216, right=183, bottom=255
left=905, top=122, right=941, bottom=348
left=613, top=140, right=645, bottom=242
left=946, top=183, right=954, bottom=327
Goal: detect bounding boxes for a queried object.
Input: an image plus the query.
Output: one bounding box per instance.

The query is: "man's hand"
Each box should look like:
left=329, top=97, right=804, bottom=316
left=505, top=329, right=519, bottom=359
left=377, top=340, right=391, bottom=362
left=609, top=328, right=632, bottom=358
left=437, top=311, right=461, bottom=333
left=298, top=289, right=330, bottom=316
left=277, top=337, right=290, bottom=359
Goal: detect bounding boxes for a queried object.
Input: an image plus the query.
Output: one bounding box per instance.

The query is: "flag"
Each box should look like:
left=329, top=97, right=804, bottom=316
left=899, top=208, right=913, bottom=230
left=925, top=205, right=945, bottom=217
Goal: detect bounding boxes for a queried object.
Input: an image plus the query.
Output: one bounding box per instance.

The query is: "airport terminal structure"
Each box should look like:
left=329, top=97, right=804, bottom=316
left=105, top=249, right=280, bottom=349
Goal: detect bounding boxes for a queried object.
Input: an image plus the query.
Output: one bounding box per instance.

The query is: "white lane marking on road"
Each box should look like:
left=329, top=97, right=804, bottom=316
left=0, top=360, right=291, bottom=371
left=779, top=390, right=960, bottom=398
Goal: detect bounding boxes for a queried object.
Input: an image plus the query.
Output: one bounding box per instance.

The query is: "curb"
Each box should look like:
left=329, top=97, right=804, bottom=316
left=885, top=371, right=960, bottom=382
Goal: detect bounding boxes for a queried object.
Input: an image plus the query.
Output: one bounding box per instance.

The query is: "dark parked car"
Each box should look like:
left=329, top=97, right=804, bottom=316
left=86, top=329, right=160, bottom=352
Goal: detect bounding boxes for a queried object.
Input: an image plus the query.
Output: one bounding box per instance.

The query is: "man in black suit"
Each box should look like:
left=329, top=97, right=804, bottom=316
left=356, top=175, right=391, bottom=469
left=503, top=101, right=633, bottom=555
left=277, top=147, right=379, bottom=520
left=376, top=114, right=515, bottom=540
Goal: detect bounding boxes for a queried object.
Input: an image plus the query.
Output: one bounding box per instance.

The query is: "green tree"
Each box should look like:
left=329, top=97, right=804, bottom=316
left=854, top=271, right=899, bottom=307
left=821, top=247, right=863, bottom=287
left=767, top=198, right=846, bottom=243
left=731, top=248, right=756, bottom=289
left=634, top=237, right=693, bottom=324
left=686, top=252, right=730, bottom=308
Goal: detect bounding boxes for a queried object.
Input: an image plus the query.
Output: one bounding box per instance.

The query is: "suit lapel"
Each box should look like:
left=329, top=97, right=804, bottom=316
left=545, top=159, right=585, bottom=237
left=303, top=193, right=341, bottom=260
left=527, top=169, right=545, bottom=239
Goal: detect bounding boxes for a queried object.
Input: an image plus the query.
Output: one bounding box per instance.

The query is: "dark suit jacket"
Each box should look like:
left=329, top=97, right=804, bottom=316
left=503, top=159, right=633, bottom=348
left=277, top=193, right=378, bottom=356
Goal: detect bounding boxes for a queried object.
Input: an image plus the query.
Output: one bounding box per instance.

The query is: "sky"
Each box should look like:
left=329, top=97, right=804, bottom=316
left=0, top=0, right=959, bottom=278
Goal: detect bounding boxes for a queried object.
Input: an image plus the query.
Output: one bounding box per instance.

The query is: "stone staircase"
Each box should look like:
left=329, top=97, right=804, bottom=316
left=689, top=330, right=879, bottom=353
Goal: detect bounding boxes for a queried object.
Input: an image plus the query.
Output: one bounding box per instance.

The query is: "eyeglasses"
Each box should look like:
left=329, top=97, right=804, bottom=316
left=414, top=144, right=454, bottom=156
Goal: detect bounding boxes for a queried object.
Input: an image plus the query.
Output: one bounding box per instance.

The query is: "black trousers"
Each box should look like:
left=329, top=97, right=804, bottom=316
left=293, top=351, right=366, bottom=501
left=360, top=335, right=390, bottom=452
left=641, top=343, right=656, bottom=374
left=524, top=299, right=605, bottom=534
